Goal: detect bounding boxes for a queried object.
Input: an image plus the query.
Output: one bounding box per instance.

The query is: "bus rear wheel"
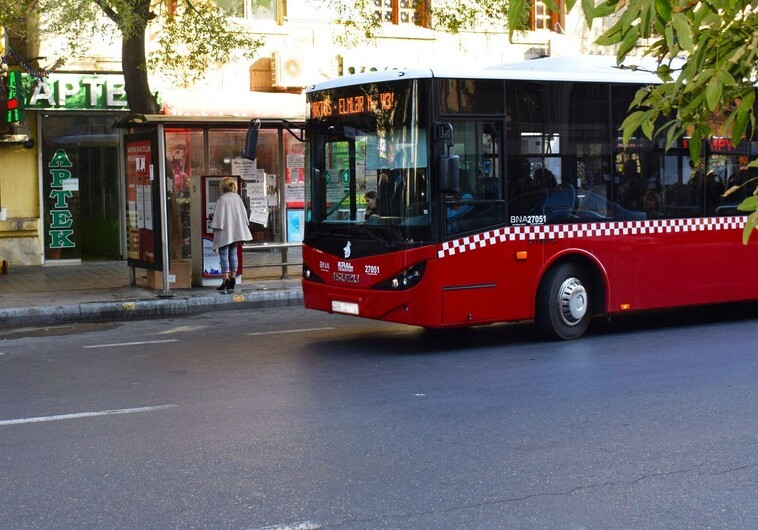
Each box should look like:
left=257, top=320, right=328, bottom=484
left=536, top=263, right=591, bottom=340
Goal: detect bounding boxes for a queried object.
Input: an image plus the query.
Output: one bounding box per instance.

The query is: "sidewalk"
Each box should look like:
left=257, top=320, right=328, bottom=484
left=0, top=259, right=303, bottom=329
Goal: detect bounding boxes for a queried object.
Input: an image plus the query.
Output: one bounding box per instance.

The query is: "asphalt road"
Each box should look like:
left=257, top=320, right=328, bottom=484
left=1, top=304, right=758, bottom=529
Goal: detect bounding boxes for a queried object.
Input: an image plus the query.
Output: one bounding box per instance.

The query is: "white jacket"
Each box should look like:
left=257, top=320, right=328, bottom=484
left=211, top=192, right=253, bottom=249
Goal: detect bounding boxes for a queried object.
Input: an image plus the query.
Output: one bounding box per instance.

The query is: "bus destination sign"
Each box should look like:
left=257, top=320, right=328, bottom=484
left=310, top=92, right=394, bottom=119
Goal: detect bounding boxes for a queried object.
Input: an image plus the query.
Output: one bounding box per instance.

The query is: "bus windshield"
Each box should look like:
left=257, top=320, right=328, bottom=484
left=305, top=79, right=431, bottom=244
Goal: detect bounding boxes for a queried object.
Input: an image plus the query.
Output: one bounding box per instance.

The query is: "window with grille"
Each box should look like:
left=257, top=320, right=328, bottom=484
left=531, top=0, right=563, bottom=32
left=374, top=0, right=424, bottom=26
left=217, top=0, right=283, bottom=22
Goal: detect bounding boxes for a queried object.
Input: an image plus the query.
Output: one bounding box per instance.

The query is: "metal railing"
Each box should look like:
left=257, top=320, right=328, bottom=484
left=242, top=242, right=302, bottom=279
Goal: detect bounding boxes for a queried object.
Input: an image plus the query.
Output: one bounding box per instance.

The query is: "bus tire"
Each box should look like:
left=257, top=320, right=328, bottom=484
left=536, top=263, right=591, bottom=340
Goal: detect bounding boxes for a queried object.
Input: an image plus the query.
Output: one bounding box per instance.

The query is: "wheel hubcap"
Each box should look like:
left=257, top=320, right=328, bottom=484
left=558, top=277, right=587, bottom=326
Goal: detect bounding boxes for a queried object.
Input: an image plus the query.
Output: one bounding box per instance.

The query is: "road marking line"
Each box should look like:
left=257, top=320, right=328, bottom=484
left=257, top=522, right=322, bottom=530
left=157, top=325, right=203, bottom=335
left=0, top=404, right=178, bottom=426
left=84, top=339, right=179, bottom=349
left=247, top=327, right=335, bottom=336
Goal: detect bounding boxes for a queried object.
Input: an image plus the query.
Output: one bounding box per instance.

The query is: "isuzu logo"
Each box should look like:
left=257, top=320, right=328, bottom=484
left=333, top=272, right=360, bottom=283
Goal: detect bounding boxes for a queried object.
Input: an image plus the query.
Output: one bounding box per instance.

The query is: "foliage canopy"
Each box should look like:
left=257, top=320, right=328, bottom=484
left=1, top=0, right=262, bottom=112
left=577, top=0, right=758, bottom=243
left=399, top=0, right=758, bottom=242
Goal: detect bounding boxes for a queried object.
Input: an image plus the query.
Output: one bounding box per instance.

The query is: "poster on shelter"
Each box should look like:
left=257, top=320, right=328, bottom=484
left=232, top=158, right=257, bottom=180
left=287, top=210, right=304, bottom=243
left=248, top=180, right=269, bottom=227
left=125, top=132, right=161, bottom=269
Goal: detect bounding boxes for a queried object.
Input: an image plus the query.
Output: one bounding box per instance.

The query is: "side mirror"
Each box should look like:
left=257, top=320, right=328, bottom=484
left=243, top=119, right=261, bottom=160
left=439, top=154, right=460, bottom=194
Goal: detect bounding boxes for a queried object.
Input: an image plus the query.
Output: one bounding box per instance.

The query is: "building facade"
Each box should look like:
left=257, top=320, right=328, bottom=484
left=0, top=0, right=612, bottom=267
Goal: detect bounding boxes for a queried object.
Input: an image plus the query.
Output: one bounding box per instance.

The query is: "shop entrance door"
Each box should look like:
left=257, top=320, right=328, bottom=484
left=78, top=143, right=120, bottom=258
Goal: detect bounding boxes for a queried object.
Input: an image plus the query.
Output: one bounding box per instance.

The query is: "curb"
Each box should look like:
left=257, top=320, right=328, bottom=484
left=0, top=289, right=304, bottom=328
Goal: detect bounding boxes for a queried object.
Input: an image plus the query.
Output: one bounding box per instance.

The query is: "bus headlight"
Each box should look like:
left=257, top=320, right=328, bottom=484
left=374, top=261, right=426, bottom=290
left=303, top=265, right=324, bottom=283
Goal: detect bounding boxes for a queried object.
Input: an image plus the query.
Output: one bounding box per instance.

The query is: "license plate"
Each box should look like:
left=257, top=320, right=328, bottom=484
left=331, top=300, right=359, bottom=315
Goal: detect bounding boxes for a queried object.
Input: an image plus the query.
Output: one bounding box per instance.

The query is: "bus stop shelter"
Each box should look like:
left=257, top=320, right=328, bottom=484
left=118, top=115, right=305, bottom=294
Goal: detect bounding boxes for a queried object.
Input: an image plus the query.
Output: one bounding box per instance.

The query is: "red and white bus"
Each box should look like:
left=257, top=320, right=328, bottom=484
left=288, top=56, right=758, bottom=339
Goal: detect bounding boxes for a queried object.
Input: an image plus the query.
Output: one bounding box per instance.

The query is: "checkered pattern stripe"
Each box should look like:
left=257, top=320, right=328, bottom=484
left=437, top=217, right=747, bottom=259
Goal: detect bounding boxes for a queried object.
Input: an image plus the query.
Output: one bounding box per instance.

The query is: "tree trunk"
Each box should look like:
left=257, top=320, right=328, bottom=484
left=122, top=25, right=160, bottom=114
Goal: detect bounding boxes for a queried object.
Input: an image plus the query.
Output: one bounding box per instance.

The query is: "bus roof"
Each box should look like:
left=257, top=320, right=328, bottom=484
left=487, top=54, right=669, bottom=84
left=307, top=55, right=676, bottom=93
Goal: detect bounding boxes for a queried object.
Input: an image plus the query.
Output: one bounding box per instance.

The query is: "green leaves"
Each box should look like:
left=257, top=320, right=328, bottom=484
left=741, top=208, right=758, bottom=245
left=506, top=0, right=532, bottom=35
left=670, top=12, right=693, bottom=52
left=583, top=0, right=621, bottom=24
left=587, top=0, right=758, bottom=167
left=148, top=0, right=262, bottom=87
left=729, top=183, right=758, bottom=245
left=12, top=0, right=264, bottom=100
left=737, top=196, right=758, bottom=214
left=730, top=90, right=755, bottom=144
left=705, top=78, right=723, bottom=112
left=653, top=0, right=671, bottom=20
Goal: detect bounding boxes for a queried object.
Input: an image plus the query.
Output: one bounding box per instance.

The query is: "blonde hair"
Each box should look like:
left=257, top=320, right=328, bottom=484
left=219, top=177, right=237, bottom=194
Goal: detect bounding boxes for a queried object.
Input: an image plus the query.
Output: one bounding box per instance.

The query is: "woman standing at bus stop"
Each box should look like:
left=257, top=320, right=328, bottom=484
left=212, top=177, right=253, bottom=293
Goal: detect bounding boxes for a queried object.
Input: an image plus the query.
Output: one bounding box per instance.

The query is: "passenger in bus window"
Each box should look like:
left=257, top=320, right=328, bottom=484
left=447, top=188, right=475, bottom=233
left=724, top=165, right=756, bottom=212
left=387, top=152, right=408, bottom=217
left=478, top=177, right=499, bottom=199
left=617, top=159, right=645, bottom=211
left=703, top=170, right=724, bottom=216
left=726, top=166, right=748, bottom=193
left=377, top=170, right=392, bottom=216
left=508, top=158, right=538, bottom=218
left=507, top=158, right=532, bottom=192
left=644, top=190, right=662, bottom=219
left=364, top=190, right=379, bottom=220
left=512, top=171, right=534, bottom=196
left=533, top=167, right=557, bottom=189
left=688, top=159, right=705, bottom=208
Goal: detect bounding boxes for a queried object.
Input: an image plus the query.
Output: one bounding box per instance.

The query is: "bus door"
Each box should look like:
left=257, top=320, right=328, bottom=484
left=321, top=133, right=358, bottom=222
left=439, top=119, right=507, bottom=324
left=444, top=120, right=505, bottom=235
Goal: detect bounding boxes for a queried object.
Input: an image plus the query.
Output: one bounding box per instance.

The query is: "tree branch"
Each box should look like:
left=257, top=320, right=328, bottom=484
left=92, top=0, right=121, bottom=25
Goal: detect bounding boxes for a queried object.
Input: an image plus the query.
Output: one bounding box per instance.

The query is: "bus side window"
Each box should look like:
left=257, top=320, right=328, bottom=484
left=446, top=188, right=475, bottom=234
left=616, top=159, right=646, bottom=214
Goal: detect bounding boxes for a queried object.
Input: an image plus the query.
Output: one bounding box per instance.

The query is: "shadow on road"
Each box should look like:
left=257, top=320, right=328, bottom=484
left=591, top=300, right=758, bottom=337
left=307, top=300, right=758, bottom=357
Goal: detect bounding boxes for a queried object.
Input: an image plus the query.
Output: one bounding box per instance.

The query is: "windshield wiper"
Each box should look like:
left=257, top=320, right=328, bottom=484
left=359, top=225, right=395, bottom=249
left=326, top=192, right=351, bottom=218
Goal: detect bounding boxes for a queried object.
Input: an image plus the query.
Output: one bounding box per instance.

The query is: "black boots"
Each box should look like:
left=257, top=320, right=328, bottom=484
left=216, top=277, right=237, bottom=293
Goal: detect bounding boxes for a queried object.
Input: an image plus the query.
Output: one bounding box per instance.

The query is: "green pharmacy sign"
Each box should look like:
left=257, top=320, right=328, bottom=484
left=48, top=149, right=76, bottom=249
left=4, top=70, right=24, bottom=123
left=27, top=73, right=129, bottom=110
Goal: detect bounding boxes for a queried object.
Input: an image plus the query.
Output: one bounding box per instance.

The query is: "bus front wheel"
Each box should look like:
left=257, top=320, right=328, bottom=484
left=536, top=263, right=591, bottom=340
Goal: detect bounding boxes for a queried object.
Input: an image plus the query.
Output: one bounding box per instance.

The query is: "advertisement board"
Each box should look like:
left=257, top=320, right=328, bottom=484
left=125, top=131, right=162, bottom=270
